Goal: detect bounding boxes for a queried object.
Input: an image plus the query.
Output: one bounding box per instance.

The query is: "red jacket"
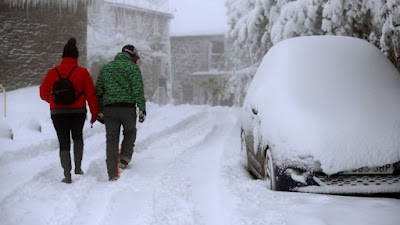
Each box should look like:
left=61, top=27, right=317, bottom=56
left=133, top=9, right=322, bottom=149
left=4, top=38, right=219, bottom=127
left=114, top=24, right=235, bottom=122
left=40, top=57, right=99, bottom=115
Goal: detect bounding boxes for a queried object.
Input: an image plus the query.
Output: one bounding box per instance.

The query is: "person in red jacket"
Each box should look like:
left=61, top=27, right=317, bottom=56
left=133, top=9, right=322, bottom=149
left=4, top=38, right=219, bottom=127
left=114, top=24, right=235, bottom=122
left=40, top=38, right=99, bottom=184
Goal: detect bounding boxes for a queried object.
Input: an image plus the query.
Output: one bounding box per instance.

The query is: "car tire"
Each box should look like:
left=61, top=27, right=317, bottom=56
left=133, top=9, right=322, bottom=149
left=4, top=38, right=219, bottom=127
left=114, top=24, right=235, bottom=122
left=265, top=149, right=277, bottom=190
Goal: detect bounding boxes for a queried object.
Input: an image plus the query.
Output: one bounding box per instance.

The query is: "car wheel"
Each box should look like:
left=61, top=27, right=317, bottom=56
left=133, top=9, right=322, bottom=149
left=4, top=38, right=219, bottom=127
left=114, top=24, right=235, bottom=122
left=265, top=149, right=277, bottom=190
left=241, top=129, right=249, bottom=170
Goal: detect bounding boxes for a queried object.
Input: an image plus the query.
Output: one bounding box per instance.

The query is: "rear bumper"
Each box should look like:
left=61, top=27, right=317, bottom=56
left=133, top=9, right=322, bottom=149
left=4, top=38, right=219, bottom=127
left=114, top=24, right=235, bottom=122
left=294, top=174, right=400, bottom=194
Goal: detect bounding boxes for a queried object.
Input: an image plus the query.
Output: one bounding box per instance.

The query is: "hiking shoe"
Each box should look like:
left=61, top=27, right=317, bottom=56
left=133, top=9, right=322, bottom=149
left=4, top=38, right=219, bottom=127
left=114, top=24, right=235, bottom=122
left=75, top=168, right=84, bottom=175
left=120, top=162, right=128, bottom=169
left=62, top=177, right=72, bottom=184
left=119, top=159, right=128, bottom=169
left=109, top=176, right=119, bottom=181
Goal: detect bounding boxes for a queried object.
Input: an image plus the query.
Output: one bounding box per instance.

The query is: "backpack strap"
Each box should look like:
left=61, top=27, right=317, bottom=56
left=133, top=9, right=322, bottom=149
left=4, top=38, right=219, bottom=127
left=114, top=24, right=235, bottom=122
left=54, top=66, right=78, bottom=79
left=76, top=91, right=84, bottom=100
left=67, top=66, right=84, bottom=100
left=54, top=67, right=62, bottom=79
left=66, top=66, right=78, bottom=79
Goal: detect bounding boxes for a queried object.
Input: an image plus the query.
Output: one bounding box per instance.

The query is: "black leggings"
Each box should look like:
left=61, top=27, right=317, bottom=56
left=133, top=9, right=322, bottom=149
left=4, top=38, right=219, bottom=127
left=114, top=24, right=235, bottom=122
left=51, top=113, right=86, bottom=153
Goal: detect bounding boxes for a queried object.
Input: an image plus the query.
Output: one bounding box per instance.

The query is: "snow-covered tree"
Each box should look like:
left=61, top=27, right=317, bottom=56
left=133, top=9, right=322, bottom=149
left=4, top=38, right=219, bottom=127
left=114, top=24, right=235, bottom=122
left=271, top=0, right=325, bottom=44
left=225, top=0, right=400, bottom=106
left=227, top=0, right=398, bottom=70
left=322, top=0, right=369, bottom=38
left=226, top=0, right=274, bottom=68
left=370, top=0, right=400, bottom=69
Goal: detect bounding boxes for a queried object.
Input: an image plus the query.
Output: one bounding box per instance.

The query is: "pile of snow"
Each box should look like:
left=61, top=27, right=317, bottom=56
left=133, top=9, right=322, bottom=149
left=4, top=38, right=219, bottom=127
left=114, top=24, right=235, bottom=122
left=243, top=36, right=400, bottom=174
left=0, top=119, right=13, bottom=139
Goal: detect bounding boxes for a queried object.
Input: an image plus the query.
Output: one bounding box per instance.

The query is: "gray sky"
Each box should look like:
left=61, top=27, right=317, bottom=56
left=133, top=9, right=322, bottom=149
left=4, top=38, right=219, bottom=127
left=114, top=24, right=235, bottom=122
left=169, top=0, right=228, bottom=36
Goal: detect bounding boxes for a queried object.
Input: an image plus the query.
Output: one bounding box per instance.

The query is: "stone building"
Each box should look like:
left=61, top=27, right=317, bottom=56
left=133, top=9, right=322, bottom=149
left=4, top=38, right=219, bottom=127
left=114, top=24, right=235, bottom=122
left=0, top=0, right=172, bottom=105
left=0, top=0, right=87, bottom=91
left=88, top=0, right=173, bottom=103
left=169, top=0, right=232, bottom=106
left=171, top=34, right=232, bottom=105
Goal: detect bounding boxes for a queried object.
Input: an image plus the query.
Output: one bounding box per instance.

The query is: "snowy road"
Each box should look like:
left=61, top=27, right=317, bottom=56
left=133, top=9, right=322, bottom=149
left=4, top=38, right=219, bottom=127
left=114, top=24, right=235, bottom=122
left=1, top=87, right=400, bottom=225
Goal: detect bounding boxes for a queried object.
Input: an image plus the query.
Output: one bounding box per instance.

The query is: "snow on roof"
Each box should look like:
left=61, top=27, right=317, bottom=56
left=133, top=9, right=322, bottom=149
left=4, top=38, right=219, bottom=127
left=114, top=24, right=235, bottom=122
left=169, top=0, right=227, bottom=36
left=105, top=0, right=171, bottom=15
left=243, top=36, right=400, bottom=175
left=4, top=0, right=171, bottom=14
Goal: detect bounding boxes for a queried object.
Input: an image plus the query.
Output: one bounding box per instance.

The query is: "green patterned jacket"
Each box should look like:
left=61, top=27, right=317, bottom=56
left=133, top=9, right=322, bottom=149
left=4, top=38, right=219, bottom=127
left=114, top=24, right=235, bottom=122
left=95, top=52, right=146, bottom=112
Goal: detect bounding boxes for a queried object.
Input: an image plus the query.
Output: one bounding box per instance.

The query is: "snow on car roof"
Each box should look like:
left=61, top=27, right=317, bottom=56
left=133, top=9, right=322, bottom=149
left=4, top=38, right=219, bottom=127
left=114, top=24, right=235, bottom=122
left=243, top=36, right=400, bottom=174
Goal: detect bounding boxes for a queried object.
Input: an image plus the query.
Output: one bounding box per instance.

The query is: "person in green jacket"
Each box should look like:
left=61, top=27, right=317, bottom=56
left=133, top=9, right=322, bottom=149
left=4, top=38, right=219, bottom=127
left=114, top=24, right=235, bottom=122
left=95, top=45, right=146, bottom=181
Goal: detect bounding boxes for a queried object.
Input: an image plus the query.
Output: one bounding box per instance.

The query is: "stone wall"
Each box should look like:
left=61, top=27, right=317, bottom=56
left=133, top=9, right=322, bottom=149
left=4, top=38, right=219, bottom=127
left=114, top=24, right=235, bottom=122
left=0, top=3, right=87, bottom=91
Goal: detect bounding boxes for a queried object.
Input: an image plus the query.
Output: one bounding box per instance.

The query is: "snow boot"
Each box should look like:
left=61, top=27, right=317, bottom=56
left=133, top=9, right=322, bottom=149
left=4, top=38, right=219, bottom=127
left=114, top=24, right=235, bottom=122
left=74, top=141, right=84, bottom=175
left=119, top=160, right=128, bottom=169
left=62, top=177, right=72, bottom=184
left=75, top=168, right=84, bottom=175
left=109, top=176, right=119, bottom=181
left=60, top=151, right=72, bottom=184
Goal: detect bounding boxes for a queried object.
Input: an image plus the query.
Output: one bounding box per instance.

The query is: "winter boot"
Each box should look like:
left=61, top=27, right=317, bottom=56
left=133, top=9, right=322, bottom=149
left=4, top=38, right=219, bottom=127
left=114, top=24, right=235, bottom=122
left=60, top=151, right=72, bottom=184
left=62, top=177, right=72, bottom=184
left=119, top=159, right=128, bottom=169
left=75, top=168, right=84, bottom=175
left=74, top=140, right=84, bottom=175
left=109, top=176, right=119, bottom=181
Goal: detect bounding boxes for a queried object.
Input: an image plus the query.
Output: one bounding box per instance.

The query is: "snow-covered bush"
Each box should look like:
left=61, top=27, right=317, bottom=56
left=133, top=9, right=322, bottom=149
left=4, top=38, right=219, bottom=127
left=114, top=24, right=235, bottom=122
left=0, top=119, right=13, bottom=140
left=21, top=117, right=42, bottom=132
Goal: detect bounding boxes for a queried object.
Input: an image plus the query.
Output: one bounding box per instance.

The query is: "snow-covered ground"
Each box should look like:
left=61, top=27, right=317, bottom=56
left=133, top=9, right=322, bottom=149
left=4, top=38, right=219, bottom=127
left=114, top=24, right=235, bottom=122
left=0, top=86, right=399, bottom=225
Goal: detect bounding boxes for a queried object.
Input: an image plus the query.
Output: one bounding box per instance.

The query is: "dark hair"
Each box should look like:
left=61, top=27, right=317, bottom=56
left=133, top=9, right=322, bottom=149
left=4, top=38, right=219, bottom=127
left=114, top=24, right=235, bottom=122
left=122, top=45, right=139, bottom=58
left=62, top=38, right=79, bottom=59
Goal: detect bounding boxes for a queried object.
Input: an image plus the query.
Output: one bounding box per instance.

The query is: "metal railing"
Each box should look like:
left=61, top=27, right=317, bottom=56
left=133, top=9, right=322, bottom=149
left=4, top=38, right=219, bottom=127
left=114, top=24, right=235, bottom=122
left=0, top=84, right=6, bottom=117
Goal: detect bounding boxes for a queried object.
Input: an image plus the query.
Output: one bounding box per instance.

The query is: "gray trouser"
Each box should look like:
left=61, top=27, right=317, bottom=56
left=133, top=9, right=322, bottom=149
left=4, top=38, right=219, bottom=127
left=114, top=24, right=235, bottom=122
left=104, top=107, right=137, bottom=178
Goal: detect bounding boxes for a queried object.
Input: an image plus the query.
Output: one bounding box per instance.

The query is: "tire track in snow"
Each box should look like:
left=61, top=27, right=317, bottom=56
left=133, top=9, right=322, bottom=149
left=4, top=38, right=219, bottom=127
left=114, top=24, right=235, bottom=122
left=0, top=125, right=105, bottom=200
left=0, top=132, right=108, bottom=225
left=0, top=124, right=105, bottom=165
left=147, top=109, right=240, bottom=225
left=134, top=109, right=208, bottom=153
left=73, top=110, right=219, bottom=225
left=0, top=106, right=220, bottom=225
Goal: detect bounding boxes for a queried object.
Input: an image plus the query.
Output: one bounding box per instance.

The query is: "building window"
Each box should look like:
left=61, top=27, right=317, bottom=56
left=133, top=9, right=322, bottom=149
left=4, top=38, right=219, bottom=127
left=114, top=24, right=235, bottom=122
left=208, top=40, right=224, bottom=71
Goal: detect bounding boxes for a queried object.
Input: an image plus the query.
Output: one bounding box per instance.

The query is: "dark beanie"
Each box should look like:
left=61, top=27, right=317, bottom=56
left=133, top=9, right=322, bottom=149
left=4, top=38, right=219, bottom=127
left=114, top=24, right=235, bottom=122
left=62, top=38, right=79, bottom=58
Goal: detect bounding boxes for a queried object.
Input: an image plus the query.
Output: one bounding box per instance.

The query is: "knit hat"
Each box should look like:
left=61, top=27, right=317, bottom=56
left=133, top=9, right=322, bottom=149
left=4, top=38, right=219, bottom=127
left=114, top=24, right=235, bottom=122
left=122, top=45, right=139, bottom=58
left=62, top=38, right=79, bottom=58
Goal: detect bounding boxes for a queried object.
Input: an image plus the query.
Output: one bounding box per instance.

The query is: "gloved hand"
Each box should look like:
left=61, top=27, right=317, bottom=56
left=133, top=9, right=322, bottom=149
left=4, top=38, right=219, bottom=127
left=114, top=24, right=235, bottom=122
left=138, top=110, right=146, bottom=123
left=90, top=114, right=98, bottom=124
left=97, top=113, right=105, bottom=124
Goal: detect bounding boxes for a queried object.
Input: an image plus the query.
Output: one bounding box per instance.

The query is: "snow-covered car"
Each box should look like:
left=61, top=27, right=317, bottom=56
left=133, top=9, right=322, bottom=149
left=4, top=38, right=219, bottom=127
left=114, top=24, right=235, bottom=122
left=241, top=36, right=400, bottom=194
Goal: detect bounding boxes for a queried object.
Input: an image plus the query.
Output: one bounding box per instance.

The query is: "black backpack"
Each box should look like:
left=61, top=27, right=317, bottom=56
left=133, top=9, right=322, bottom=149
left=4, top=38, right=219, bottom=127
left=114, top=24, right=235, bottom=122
left=52, top=66, right=83, bottom=105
